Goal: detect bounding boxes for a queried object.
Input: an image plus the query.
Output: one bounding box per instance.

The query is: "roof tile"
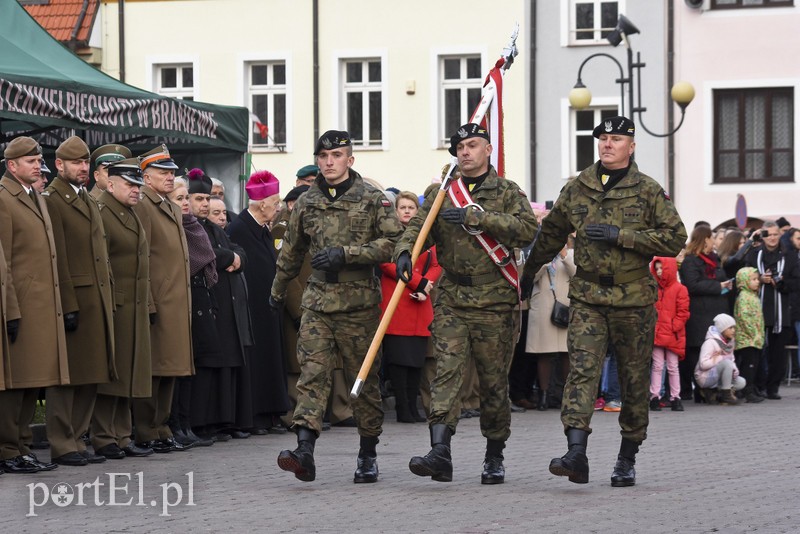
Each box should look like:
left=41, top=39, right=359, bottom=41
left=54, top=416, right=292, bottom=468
left=21, top=0, right=100, bottom=45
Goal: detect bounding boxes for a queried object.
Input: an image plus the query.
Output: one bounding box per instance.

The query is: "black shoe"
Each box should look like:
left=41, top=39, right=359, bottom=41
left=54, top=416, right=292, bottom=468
left=321, top=421, right=331, bottom=432
left=670, top=398, right=684, bottom=411
left=354, top=455, right=379, bottom=483
left=537, top=389, right=548, bottom=412
left=409, top=424, right=453, bottom=482
left=172, top=429, right=192, bottom=445
left=80, top=449, right=108, bottom=463
left=611, top=456, right=636, bottom=487
left=649, top=397, right=662, bottom=411
left=745, top=392, right=765, bottom=403
left=95, top=444, right=126, bottom=460
left=25, top=453, right=59, bottom=471
left=122, top=443, right=154, bottom=457
left=267, top=426, right=287, bottom=435
left=549, top=428, right=589, bottom=484
left=277, top=428, right=317, bottom=482
left=53, top=451, right=89, bottom=466
left=2, top=455, right=41, bottom=473
left=212, top=433, right=232, bottom=442
left=141, top=439, right=174, bottom=453
left=766, top=392, right=782, bottom=400
left=185, top=429, right=214, bottom=447
left=249, top=428, right=269, bottom=436
left=481, top=456, right=505, bottom=484
left=164, top=437, right=192, bottom=451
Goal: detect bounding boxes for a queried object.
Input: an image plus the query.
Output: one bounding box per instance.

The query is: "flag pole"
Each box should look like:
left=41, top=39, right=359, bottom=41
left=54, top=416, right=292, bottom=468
left=351, top=25, right=519, bottom=399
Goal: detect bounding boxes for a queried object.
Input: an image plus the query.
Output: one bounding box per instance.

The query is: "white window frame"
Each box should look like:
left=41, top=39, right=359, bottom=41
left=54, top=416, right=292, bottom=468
left=146, top=56, right=199, bottom=100
left=331, top=49, right=389, bottom=151
left=561, top=96, right=620, bottom=178
left=237, top=52, right=293, bottom=153
left=561, top=0, right=626, bottom=47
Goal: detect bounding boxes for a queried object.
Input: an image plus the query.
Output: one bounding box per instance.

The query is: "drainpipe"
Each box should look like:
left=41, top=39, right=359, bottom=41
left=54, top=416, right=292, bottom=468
left=312, top=0, right=320, bottom=144
left=666, top=0, right=675, bottom=198
left=69, top=0, right=90, bottom=50
left=118, top=0, right=126, bottom=82
left=529, top=0, right=537, bottom=201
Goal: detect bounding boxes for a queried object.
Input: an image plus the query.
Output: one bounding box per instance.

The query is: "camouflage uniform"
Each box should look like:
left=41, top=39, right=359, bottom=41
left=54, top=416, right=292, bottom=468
left=395, top=168, right=537, bottom=440
left=524, top=161, right=686, bottom=443
left=271, top=170, right=404, bottom=437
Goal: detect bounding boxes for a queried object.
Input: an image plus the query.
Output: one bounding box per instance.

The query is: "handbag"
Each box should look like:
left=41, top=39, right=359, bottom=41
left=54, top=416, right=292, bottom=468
left=547, top=267, right=570, bottom=328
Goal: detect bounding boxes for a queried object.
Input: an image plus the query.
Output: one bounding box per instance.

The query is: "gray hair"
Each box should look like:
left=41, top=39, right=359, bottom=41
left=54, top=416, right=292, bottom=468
left=211, top=177, right=224, bottom=189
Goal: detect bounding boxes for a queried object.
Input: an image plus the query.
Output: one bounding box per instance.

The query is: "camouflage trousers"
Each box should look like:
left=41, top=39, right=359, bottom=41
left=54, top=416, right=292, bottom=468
left=563, top=301, right=656, bottom=443
left=429, top=303, right=515, bottom=441
left=292, top=307, right=383, bottom=438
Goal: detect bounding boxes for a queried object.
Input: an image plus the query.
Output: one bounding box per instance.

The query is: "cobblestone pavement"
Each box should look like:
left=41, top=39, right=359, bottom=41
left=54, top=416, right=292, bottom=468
left=3, top=383, right=799, bottom=533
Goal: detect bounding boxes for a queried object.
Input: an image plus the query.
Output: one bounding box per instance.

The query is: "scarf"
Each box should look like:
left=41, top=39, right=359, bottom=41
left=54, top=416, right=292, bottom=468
left=712, top=330, right=735, bottom=354
left=182, top=213, right=218, bottom=287
left=756, top=248, right=784, bottom=334
left=698, top=253, right=719, bottom=280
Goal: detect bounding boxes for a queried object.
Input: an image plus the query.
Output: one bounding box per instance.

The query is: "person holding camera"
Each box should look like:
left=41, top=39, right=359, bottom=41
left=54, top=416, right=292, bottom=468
left=743, top=220, right=799, bottom=400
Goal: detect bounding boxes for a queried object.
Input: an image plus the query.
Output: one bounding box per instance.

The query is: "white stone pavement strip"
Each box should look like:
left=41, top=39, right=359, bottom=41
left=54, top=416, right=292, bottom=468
left=2, top=385, right=799, bottom=533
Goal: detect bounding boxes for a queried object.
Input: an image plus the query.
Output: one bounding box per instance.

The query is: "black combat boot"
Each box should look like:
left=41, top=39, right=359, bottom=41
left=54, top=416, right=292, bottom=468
left=481, top=439, right=505, bottom=484
left=549, top=427, right=589, bottom=484
left=408, top=424, right=453, bottom=482
left=354, top=436, right=379, bottom=483
left=610, top=438, right=639, bottom=487
left=277, top=427, right=317, bottom=482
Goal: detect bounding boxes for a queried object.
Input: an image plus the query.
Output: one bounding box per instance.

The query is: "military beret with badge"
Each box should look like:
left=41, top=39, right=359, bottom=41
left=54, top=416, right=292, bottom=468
left=296, top=164, right=320, bottom=178
left=449, top=123, right=491, bottom=156
left=314, top=130, right=351, bottom=155
left=592, top=116, right=635, bottom=138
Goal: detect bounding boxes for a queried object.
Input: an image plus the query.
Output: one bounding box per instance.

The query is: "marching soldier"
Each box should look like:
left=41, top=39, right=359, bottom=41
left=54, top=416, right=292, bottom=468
left=396, top=123, right=537, bottom=484
left=271, top=130, right=404, bottom=483
left=91, top=158, right=155, bottom=459
left=43, top=136, right=115, bottom=466
left=521, top=116, right=686, bottom=487
left=89, top=144, right=132, bottom=200
left=0, top=137, right=69, bottom=473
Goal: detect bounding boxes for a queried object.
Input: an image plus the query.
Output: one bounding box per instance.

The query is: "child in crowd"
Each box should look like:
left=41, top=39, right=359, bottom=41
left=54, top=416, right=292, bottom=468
left=733, top=267, right=765, bottom=403
left=649, top=257, right=690, bottom=411
left=694, top=314, right=745, bottom=405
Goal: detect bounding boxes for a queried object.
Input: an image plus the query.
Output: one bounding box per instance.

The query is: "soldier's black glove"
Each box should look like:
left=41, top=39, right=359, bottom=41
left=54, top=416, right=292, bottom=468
left=149, top=312, right=157, bottom=326
left=64, top=312, right=79, bottom=332
left=520, top=276, right=534, bottom=301
left=268, top=295, right=284, bottom=311
left=440, top=208, right=468, bottom=225
left=396, top=251, right=413, bottom=283
left=585, top=224, right=620, bottom=245
left=6, top=319, right=19, bottom=343
left=311, top=247, right=346, bottom=272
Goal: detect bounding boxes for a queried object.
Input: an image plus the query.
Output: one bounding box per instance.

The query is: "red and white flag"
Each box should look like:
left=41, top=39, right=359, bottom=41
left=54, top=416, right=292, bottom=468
left=469, top=57, right=506, bottom=177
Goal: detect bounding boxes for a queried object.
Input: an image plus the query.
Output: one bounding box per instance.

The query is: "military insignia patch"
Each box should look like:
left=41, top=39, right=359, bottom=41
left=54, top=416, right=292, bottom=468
left=663, top=190, right=671, bottom=201
left=380, top=199, right=391, bottom=207
left=458, top=127, right=468, bottom=138
left=604, top=120, right=612, bottom=132
left=274, top=239, right=283, bottom=250
left=518, top=189, right=528, bottom=197
left=322, top=138, right=333, bottom=149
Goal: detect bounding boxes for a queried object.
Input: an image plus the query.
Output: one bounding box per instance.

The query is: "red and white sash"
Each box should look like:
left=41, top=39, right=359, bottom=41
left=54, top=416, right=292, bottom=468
left=447, top=178, right=519, bottom=290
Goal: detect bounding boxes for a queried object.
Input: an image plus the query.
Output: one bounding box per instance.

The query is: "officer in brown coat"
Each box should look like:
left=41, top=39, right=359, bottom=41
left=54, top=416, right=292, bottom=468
left=91, top=158, right=155, bottom=459
left=132, top=145, right=193, bottom=453
left=0, top=136, right=69, bottom=474
left=43, top=136, right=116, bottom=467
left=90, top=144, right=132, bottom=200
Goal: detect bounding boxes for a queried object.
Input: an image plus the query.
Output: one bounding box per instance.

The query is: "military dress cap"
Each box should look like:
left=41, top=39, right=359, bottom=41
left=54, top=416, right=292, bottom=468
left=246, top=170, right=280, bottom=200
left=186, top=168, right=212, bottom=195
left=40, top=161, right=52, bottom=174
left=55, top=135, right=91, bottom=160
left=138, top=144, right=179, bottom=170
left=313, top=130, right=351, bottom=155
left=3, top=136, right=42, bottom=160
left=296, top=164, right=320, bottom=178
left=283, top=184, right=309, bottom=203
left=449, top=123, right=490, bottom=156
left=91, top=144, right=132, bottom=167
left=592, top=116, right=636, bottom=138
left=107, top=157, right=145, bottom=186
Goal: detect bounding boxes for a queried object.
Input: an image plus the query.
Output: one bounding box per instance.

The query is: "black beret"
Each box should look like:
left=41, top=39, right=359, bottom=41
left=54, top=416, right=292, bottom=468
left=592, top=116, right=636, bottom=138
left=314, top=130, right=351, bottom=155
left=449, top=123, right=490, bottom=156
left=283, top=185, right=309, bottom=203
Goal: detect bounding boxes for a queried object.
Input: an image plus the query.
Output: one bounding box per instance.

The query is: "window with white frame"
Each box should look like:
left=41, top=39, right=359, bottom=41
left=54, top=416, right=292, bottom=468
left=248, top=62, right=287, bottom=149
left=154, top=64, right=194, bottom=100
left=439, top=55, right=483, bottom=145
left=568, top=0, right=620, bottom=45
left=571, top=106, right=619, bottom=175
left=341, top=59, right=383, bottom=148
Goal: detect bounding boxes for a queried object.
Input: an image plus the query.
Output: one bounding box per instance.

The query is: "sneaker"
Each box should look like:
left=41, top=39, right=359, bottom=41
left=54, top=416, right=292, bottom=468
left=670, top=398, right=684, bottom=412
left=658, top=397, right=670, bottom=408
left=649, top=397, right=661, bottom=412
left=593, top=398, right=606, bottom=411
left=603, top=400, right=622, bottom=412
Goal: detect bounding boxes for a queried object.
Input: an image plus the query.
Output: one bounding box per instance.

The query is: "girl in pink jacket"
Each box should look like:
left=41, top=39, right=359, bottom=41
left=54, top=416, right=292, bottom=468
left=694, top=314, right=745, bottom=405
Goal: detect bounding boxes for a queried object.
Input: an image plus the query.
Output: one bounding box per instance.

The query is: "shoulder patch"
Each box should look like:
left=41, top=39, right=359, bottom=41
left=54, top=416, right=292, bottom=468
left=518, top=189, right=528, bottom=197
left=380, top=198, right=392, bottom=207
left=663, top=190, right=671, bottom=201
left=41, top=191, right=50, bottom=196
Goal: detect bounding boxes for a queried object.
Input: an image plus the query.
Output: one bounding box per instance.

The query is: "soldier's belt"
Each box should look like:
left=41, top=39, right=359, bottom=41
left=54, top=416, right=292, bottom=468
left=311, top=268, right=374, bottom=283
left=443, top=269, right=504, bottom=286
left=575, top=266, right=650, bottom=287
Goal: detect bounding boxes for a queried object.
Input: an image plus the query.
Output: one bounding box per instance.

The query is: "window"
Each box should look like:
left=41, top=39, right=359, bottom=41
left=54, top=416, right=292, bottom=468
left=711, top=0, right=792, bottom=9
left=439, top=55, right=483, bottom=145
left=340, top=59, right=383, bottom=148
left=569, top=0, right=619, bottom=45
left=714, top=88, right=793, bottom=183
left=154, top=64, right=194, bottom=100
left=248, top=62, right=287, bottom=149
left=571, top=107, right=619, bottom=176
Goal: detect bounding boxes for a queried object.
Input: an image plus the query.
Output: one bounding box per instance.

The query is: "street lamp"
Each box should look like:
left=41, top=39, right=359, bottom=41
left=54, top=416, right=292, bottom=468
left=568, top=15, right=695, bottom=137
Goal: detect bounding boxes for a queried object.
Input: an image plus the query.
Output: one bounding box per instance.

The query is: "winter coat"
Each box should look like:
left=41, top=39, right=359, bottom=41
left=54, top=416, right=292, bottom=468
left=744, top=244, right=799, bottom=329
left=650, top=256, right=689, bottom=358
left=734, top=266, right=764, bottom=350
left=695, top=325, right=739, bottom=388
left=525, top=249, right=575, bottom=354
left=379, top=246, right=441, bottom=337
left=679, top=254, right=729, bottom=348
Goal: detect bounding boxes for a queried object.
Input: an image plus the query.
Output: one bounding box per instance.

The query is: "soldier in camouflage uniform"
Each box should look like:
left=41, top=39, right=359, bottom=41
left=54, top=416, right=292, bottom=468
left=270, top=130, right=404, bottom=484
left=396, top=123, right=537, bottom=484
left=521, top=116, right=687, bottom=487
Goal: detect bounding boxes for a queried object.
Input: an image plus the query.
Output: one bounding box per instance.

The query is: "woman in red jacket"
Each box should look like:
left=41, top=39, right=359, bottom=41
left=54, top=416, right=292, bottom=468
left=649, top=256, right=690, bottom=412
left=379, top=192, right=441, bottom=423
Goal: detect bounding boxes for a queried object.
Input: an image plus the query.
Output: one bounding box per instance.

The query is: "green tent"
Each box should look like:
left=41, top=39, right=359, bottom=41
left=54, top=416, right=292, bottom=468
left=0, top=0, right=249, bottom=195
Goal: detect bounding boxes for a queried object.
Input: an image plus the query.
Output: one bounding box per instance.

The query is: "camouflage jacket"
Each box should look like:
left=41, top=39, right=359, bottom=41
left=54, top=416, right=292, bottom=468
left=271, top=169, right=404, bottom=313
left=525, top=161, right=686, bottom=308
left=395, top=167, right=537, bottom=310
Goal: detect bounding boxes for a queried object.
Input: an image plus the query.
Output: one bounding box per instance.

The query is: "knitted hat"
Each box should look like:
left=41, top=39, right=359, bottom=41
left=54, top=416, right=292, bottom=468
left=714, top=313, right=736, bottom=333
